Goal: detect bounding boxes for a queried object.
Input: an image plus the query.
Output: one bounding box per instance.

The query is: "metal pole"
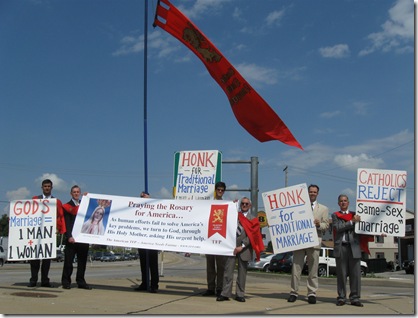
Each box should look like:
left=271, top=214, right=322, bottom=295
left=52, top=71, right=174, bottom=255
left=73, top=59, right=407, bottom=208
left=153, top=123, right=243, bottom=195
left=143, top=0, right=150, bottom=290
left=283, top=166, right=288, bottom=187
left=250, top=157, right=258, bottom=216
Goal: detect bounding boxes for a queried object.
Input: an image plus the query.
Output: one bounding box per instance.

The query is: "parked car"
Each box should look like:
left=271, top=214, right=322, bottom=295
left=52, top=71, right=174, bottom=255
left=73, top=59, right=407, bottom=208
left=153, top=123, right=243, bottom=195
left=248, top=253, right=276, bottom=272
left=303, top=247, right=368, bottom=277
left=93, top=251, right=105, bottom=261
left=404, top=260, right=414, bottom=274
left=268, top=252, right=293, bottom=273
left=113, top=253, right=123, bottom=261
left=100, top=253, right=116, bottom=262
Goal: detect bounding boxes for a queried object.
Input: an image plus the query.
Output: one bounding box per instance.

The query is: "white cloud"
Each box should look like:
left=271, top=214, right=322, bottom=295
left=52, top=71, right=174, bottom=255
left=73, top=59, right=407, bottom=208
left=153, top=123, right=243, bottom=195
left=158, top=187, right=173, bottom=199
left=333, top=153, right=385, bottom=171
left=319, top=44, right=350, bottom=58
left=35, top=173, right=67, bottom=192
left=179, top=0, right=231, bottom=20
left=352, top=101, right=370, bottom=116
left=340, top=188, right=356, bottom=200
left=320, top=110, right=341, bottom=119
left=235, top=63, right=278, bottom=85
left=359, top=0, right=413, bottom=56
left=265, top=9, right=285, bottom=26
left=113, top=30, right=180, bottom=58
left=279, top=130, right=413, bottom=174
left=6, top=187, right=31, bottom=201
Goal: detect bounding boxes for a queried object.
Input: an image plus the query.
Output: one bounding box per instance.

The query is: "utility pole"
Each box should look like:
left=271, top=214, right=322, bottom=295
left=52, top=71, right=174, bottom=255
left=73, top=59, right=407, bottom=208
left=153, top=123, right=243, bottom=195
left=283, top=166, right=288, bottom=187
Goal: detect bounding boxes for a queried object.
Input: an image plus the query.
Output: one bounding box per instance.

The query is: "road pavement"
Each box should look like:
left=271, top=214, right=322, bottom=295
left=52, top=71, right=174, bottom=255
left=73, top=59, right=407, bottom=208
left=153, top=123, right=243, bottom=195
left=0, top=252, right=414, bottom=316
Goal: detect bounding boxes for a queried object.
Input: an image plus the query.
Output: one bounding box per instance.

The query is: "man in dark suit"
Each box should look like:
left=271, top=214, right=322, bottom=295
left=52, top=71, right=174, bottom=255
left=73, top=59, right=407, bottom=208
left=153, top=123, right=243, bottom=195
left=217, top=197, right=263, bottom=303
left=134, top=191, right=159, bottom=293
left=203, top=181, right=227, bottom=297
left=28, top=179, right=65, bottom=288
left=332, top=194, right=363, bottom=307
left=61, top=185, right=91, bottom=290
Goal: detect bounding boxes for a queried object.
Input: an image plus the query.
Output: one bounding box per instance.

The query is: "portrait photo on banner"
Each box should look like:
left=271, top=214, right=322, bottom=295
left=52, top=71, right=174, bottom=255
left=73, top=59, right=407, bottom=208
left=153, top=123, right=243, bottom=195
left=80, top=198, right=112, bottom=236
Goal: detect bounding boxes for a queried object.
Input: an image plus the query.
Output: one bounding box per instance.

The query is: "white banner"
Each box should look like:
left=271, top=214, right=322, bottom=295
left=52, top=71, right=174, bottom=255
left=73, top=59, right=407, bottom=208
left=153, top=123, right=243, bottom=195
left=355, top=168, right=407, bottom=236
left=7, top=199, right=57, bottom=261
left=262, top=183, right=319, bottom=254
left=72, top=193, right=238, bottom=256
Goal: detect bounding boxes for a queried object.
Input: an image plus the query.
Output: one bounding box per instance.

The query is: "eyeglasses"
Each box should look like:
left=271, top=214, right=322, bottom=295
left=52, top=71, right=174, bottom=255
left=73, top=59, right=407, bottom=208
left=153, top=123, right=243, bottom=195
left=241, top=202, right=250, bottom=206
left=216, top=188, right=225, bottom=192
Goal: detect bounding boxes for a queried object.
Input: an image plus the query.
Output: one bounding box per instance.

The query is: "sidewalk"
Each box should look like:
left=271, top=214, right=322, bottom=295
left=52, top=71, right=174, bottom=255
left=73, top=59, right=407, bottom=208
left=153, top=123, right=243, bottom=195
left=0, top=253, right=414, bottom=315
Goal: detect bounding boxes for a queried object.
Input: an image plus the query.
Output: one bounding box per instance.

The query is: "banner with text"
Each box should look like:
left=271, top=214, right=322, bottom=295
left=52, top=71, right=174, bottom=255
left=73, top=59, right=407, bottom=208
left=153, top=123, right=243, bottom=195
left=173, top=150, right=222, bottom=200
left=7, top=199, right=57, bottom=261
left=72, top=193, right=237, bottom=255
left=262, top=183, right=318, bottom=254
left=355, top=168, right=407, bottom=236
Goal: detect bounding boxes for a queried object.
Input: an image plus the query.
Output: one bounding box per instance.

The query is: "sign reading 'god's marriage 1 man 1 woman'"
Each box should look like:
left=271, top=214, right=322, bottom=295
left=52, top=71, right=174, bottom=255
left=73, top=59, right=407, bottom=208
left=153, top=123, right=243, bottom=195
left=356, top=168, right=407, bottom=236
left=7, top=199, right=57, bottom=261
left=262, top=183, right=318, bottom=254
left=72, top=193, right=238, bottom=256
left=173, top=150, right=222, bottom=200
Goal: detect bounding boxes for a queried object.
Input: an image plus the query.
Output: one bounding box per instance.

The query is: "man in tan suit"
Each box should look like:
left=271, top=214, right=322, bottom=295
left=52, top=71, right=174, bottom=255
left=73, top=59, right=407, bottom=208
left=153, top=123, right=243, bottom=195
left=288, top=184, right=329, bottom=304
left=217, top=197, right=255, bottom=303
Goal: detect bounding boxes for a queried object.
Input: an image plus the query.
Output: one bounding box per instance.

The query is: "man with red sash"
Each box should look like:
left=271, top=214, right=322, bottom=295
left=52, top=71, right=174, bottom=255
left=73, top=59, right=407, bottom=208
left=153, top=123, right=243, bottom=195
left=28, top=179, right=66, bottom=288
left=216, top=197, right=264, bottom=303
left=332, top=194, right=373, bottom=307
left=61, top=185, right=91, bottom=290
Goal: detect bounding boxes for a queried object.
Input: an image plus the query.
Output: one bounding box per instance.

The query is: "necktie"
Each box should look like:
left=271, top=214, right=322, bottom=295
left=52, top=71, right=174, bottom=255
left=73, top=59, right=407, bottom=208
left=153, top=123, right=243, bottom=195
left=236, top=222, right=243, bottom=236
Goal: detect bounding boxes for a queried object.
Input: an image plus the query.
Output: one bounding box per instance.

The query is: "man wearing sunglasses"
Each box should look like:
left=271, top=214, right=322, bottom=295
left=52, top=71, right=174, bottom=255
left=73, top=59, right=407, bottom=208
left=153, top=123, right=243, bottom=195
left=202, top=181, right=227, bottom=297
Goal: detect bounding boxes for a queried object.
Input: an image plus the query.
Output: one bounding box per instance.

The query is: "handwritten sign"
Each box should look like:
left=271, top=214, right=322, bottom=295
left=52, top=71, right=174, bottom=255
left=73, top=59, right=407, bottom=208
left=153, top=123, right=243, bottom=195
left=355, top=168, right=407, bottom=236
left=7, top=199, right=57, bottom=261
left=262, top=183, right=318, bottom=254
left=72, top=193, right=238, bottom=256
left=173, top=150, right=222, bottom=200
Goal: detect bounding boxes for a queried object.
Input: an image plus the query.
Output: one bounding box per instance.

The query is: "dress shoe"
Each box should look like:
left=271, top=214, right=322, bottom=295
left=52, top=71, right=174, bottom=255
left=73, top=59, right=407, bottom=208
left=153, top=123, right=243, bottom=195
left=308, top=295, right=317, bottom=304
left=287, top=295, right=297, bottom=302
left=78, top=284, right=92, bottom=290
left=41, top=283, right=54, bottom=288
left=27, top=282, right=37, bottom=287
left=134, top=284, right=147, bottom=291
left=149, top=287, right=158, bottom=293
left=202, top=290, right=215, bottom=296
left=216, top=290, right=222, bottom=297
left=216, top=296, right=230, bottom=301
left=235, top=296, right=246, bottom=302
left=336, top=299, right=345, bottom=306
left=62, top=285, right=71, bottom=289
left=351, top=301, right=364, bottom=307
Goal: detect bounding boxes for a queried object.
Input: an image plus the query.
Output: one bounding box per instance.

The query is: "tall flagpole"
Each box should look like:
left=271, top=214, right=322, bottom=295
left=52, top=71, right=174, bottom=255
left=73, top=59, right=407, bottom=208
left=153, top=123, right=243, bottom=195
left=143, top=1, right=149, bottom=191
left=143, top=0, right=150, bottom=291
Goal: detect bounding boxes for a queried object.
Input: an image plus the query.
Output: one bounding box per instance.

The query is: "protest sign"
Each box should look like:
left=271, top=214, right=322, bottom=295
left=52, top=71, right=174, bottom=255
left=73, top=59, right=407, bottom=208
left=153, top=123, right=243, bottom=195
left=7, top=199, right=57, bottom=261
left=355, top=168, right=407, bottom=236
left=72, top=193, right=237, bottom=256
left=173, top=150, right=222, bottom=200
left=262, top=183, right=318, bottom=254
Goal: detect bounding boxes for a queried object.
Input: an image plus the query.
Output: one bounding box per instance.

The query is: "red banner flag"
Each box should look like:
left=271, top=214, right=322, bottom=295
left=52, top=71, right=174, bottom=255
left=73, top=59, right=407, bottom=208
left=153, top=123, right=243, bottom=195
left=208, top=204, right=229, bottom=239
left=153, top=0, right=303, bottom=149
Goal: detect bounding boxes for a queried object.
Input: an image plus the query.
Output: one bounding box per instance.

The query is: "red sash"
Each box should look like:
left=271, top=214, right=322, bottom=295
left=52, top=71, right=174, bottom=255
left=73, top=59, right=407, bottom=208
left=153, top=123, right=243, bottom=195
left=333, top=211, right=373, bottom=255
left=238, top=213, right=265, bottom=261
left=62, top=203, right=79, bottom=216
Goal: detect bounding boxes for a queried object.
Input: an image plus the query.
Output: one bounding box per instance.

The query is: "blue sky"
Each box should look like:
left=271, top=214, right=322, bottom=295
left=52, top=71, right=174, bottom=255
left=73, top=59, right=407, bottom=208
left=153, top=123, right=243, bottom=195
left=0, top=0, right=414, bottom=217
